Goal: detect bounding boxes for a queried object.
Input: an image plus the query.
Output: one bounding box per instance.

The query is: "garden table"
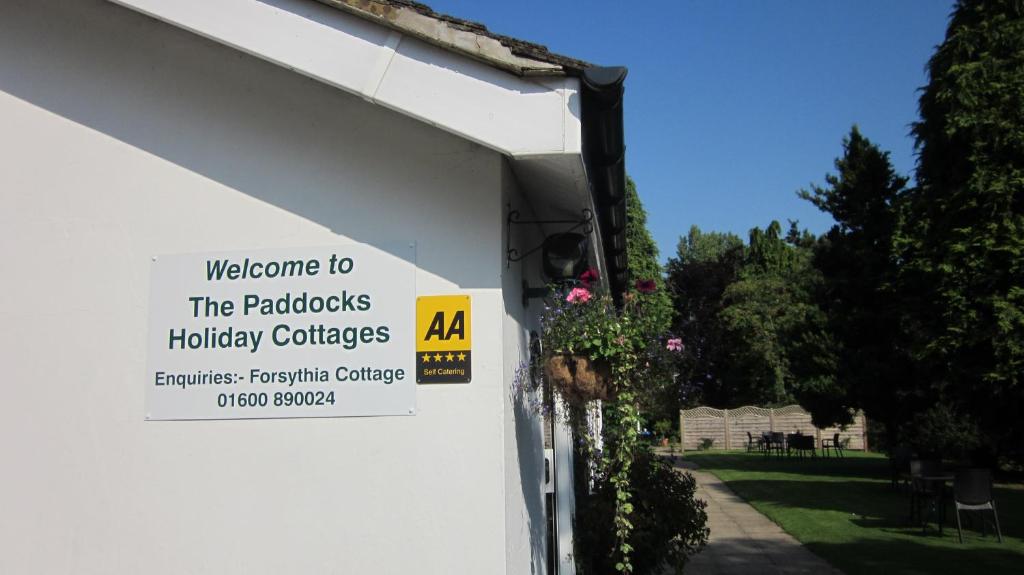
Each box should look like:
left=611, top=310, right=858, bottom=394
left=918, top=474, right=954, bottom=533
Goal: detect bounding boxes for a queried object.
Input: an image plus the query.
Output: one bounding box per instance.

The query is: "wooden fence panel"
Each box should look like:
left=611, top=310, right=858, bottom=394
left=821, top=412, right=867, bottom=450
left=681, top=416, right=726, bottom=451
left=680, top=405, right=867, bottom=451
left=724, top=406, right=771, bottom=450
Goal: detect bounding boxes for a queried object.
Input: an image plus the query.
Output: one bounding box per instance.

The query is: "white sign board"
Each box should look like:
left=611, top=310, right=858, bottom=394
left=146, top=244, right=416, bottom=420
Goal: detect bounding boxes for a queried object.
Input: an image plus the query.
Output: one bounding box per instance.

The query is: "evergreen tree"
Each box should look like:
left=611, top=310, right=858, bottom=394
left=902, top=0, right=1024, bottom=454
left=797, top=127, right=913, bottom=431
left=624, top=177, right=675, bottom=424
left=625, top=177, right=672, bottom=332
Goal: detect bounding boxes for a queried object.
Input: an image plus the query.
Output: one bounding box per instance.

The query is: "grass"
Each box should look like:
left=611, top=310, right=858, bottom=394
left=685, top=450, right=1024, bottom=575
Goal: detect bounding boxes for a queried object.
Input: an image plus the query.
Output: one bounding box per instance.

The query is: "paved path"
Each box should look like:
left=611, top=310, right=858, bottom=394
left=673, top=459, right=843, bottom=575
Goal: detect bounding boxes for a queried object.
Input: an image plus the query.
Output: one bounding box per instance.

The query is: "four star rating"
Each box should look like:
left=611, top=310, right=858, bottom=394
left=415, top=349, right=471, bottom=383
left=420, top=352, right=467, bottom=362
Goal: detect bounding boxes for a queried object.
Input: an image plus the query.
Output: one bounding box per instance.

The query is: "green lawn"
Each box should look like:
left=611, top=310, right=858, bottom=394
left=685, top=450, right=1024, bottom=575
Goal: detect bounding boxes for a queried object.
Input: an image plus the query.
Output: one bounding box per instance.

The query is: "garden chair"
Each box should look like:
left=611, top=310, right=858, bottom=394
left=746, top=431, right=764, bottom=453
left=953, top=469, right=1003, bottom=543
left=909, top=459, right=944, bottom=531
left=889, top=445, right=913, bottom=490
left=789, top=434, right=816, bottom=459
left=768, top=432, right=785, bottom=458
left=822, top=432, right=844, bottom=458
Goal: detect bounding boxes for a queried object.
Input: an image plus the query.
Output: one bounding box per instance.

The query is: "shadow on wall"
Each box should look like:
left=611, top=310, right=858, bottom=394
left=502, top=254, right=548, bottom=573
left=0, top=0, right=500, bottom=289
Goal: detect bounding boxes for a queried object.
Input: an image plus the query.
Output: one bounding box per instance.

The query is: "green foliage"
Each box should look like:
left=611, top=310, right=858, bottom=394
left=900, top=403, right=982, bottom=461
left=625, top=177, right=672, bottom=333
left=900, top=0, right=1024, bottom=454
left=665, top=222, right=827, bottom=412
left=796, top=127, right=912, bottom=430
left=625, top=178, right=681, bottom=434
left=540, top=283, right=668, bottom=372
left=541, top=272, right=685, bottom=573
left=575, top=449, right=709, bottom=575
left=718, top=221, right=825, bottom=407
left=543, top=174, right=698, bottom=572
left=653, top=419, right=672, bottom=440
left=660, top=0, right=1024, bottom=462
left=666, top=226, right=744, bottom=407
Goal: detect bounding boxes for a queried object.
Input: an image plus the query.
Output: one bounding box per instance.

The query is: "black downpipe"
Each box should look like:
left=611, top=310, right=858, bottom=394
left=580, top=66, right=629, bottom=305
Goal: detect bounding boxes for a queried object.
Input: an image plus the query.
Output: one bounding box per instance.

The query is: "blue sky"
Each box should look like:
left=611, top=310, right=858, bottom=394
left=427, top=0, right=955, bottom=261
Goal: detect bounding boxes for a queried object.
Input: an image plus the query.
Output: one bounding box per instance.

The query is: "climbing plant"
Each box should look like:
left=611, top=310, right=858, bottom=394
left=541, top=271, right=707, bottom=573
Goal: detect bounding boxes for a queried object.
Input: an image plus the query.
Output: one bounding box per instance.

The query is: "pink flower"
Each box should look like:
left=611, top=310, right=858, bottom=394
left=666, top=338, right=683, bottom=352
left=615, top=335, right=626, bottom=346
left=579, top=267, right=600, bottom=286
left=635, top=279, right=657, bottom=293
left=565, top=287, right=592, bottom=304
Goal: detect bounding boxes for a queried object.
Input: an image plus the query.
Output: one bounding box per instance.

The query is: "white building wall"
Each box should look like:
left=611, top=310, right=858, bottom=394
left=500, top=162, right=550, bottom=574
left=0, top=0, right=529, bottom=573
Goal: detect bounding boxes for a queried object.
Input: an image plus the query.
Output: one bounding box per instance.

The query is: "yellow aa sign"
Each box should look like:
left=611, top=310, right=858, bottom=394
left=416, top=295, right=471, bottom=383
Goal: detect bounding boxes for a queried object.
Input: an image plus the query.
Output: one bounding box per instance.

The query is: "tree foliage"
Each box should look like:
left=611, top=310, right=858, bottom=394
left=666, top=226, right=744, bottom=407
left=624, top=177, right=679, bottom=426
left=796, top=127, right=912, bottom=431
left=666, top=222, right=825, bottom=409
left=718, top=221, right=824, bottom=407
left=652, top=1, right=1024, bottom=458
left=625, top=177, right=672, bottom=333
left=900, top=0, right=1024, bottom=454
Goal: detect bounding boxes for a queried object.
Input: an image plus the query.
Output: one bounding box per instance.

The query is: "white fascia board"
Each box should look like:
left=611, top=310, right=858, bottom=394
left=106, top=0, right=582, bottom=157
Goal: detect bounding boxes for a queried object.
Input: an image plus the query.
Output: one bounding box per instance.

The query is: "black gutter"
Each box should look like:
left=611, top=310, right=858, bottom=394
left=580, top=66, right=629, bottom=306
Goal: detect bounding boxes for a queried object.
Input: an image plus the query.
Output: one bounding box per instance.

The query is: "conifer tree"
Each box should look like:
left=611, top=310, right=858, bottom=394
left=797, top=127, right=912, bottom=432
left=901, top=0, right=1024, bottom=453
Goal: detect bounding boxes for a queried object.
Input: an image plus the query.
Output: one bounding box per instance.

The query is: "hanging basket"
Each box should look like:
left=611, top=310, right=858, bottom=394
left=544, top=354, right=614, bottom=404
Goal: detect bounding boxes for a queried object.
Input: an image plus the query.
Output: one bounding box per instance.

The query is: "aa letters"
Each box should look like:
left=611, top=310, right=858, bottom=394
left=424, top=311, right=465, bottom=342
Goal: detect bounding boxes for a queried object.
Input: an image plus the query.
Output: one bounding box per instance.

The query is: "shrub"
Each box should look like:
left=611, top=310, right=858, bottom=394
left=901, top=403, right=980, bottom=460
left=653, top=419, right=673, bottom=441
left=575, top=449, right=709, bottom=574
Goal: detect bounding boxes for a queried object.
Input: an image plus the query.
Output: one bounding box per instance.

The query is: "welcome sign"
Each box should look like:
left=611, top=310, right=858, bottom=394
left=146, top=244, right=416, bottom=420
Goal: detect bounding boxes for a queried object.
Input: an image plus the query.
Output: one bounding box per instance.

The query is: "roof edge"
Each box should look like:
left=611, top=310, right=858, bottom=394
left=312, top=0, right=591, bottom=76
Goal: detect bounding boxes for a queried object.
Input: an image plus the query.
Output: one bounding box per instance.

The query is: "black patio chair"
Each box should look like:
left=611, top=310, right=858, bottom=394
left=909, top=459, right=944, bottom=531
left=889, top=445, right=913, bottom=490
left=768, top=432, right=785, bottom=458
left=953, top=468, right=1003, bottom=543
left=822, top=432, right=844, bottom=458
left=789, top=434, right=816, bottom=459
left=746, top=431, right=764, bottom=453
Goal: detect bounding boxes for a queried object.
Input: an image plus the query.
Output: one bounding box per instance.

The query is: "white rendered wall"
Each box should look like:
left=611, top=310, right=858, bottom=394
left=500, top=162, right=549, bottom=575
left=0, top=0, right=536, bottom=573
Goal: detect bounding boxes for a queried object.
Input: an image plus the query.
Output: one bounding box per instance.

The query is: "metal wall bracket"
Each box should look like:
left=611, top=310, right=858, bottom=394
left=522, top=281, right=550, bottom=308
left=505, top=206, right=593, bottom=269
